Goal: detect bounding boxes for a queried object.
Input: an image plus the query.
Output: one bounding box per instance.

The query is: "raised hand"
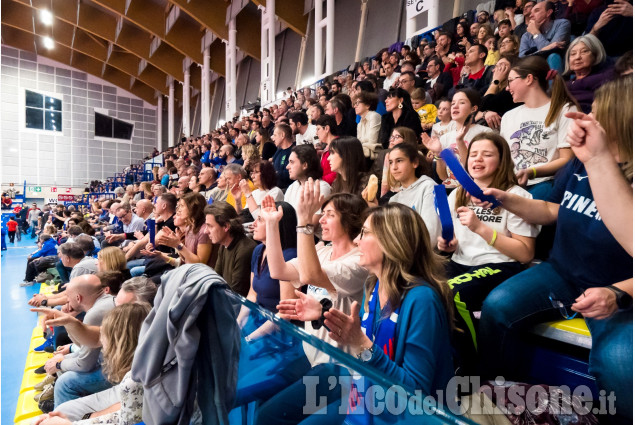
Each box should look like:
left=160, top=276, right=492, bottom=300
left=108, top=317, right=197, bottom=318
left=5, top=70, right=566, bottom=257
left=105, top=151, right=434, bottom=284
left=238, top=179, right=251, bottom=195
left=296, top=178, right=324, bottom=225
left=492, top=60, right=509, bottom=82
left=30, top=307, right=79, bottom=327
left=230, top=182, right=242, bottom=200
left=421, top=132, right=443, bottom=156
left=277, top=290, right=322, bottom=321
left=564, top=111, right=609, bottom=164
left=260, top=195, right=283, bottom=224
left=323, top=302, right=371, bottom=349
left=156, top=227, right=180, bottom=248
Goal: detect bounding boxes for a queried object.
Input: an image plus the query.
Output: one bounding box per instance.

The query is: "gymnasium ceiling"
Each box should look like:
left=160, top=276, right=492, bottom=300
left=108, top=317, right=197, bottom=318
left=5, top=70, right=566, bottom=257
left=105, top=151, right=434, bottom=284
left=1, top=0, right=308, bottom=105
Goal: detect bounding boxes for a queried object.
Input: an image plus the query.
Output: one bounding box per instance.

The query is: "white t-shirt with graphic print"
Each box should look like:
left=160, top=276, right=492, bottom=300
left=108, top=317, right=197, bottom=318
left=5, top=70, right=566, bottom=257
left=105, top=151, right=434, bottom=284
left=500, top=101, right=577, bottom=185
left=448, top=185, right=541, bottom=266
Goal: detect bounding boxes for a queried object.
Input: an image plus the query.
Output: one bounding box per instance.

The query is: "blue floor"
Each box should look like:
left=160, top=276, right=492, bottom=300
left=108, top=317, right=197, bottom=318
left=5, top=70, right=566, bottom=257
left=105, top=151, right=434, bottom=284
left=1, top=233, right=42, bottom=424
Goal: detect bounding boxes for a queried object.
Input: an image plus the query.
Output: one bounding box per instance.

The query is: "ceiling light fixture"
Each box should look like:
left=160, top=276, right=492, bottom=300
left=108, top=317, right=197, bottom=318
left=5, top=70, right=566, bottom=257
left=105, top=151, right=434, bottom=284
left=43, top=36, right=54, bottom=49
left=40, top=9, right=53, bottom=26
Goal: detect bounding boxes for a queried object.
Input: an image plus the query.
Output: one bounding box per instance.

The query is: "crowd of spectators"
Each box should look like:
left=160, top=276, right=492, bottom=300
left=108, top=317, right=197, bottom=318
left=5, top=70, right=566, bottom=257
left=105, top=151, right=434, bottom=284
left=14, top=1, right=634, bottom=423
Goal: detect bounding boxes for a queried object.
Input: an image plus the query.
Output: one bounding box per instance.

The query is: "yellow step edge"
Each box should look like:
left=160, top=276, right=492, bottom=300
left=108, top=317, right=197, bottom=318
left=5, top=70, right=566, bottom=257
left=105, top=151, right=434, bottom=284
left=28, top=338, right=47, bottom=352
left=14, top=390, right=43, bottom=422
left=24, top=351, right=53, bottom=372
left=39, top=285, right=56, bottom=295
left=31, top=327, right=44, bottom=340
left=545, top=318, right=591, bottom=337
left=19, top=372, right=47, bottom=394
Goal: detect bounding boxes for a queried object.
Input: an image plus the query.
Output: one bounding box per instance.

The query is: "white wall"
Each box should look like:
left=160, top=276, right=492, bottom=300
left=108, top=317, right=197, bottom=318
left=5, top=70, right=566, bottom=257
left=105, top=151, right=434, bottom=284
left=1, top=45, right=157, bottom=187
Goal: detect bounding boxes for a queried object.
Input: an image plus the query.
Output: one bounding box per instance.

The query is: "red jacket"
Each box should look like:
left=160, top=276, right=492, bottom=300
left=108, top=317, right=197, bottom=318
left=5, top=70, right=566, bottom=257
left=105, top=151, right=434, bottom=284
left=321, top=150, right=337, bottom=185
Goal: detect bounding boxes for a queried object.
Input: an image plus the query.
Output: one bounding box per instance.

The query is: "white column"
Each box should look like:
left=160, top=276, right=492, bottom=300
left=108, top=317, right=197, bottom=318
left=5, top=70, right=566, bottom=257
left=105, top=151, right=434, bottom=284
left=225, top=18, right=237, bottom=122
left=260, top=1, right=276, bottom=104
left=355, top=0, right=369, bottom=63
left=168, top=80, right=175, bottom=147
left=314, top=0, right=323, bottom=78
left=201, top=47, right=210, bottom=134
left=183, top=68, right=191, bottom=137
left=314, top=0, right=335, bottom=77
left=325, top=0, right=334, bottom=75
left=157, top=95, right=163, bottom=151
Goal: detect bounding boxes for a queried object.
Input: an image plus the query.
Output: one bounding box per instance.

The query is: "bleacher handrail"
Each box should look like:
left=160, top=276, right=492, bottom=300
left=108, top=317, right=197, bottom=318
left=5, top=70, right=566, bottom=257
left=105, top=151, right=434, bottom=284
left=223, top=287, right=474, bottom=425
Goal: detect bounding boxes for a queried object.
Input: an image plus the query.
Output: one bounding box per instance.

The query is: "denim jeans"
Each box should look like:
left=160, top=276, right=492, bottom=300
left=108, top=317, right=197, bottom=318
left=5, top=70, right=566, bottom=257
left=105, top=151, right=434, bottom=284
left=54, top=367, right=113, bottom=408
left=56, top=259, right=72, bottom=285
left=546, top=52, right=564, bottom=73
left=130, top=266, right=146, bottom=277
left=126, top=258, right=146, bottom=268
left=526, top=180, right=554, bottom=201
left=30, top=220, right=38, bottom=238
left=127, top=258, right=146, bottom=277
left=479, top=261, right=633, bottom=422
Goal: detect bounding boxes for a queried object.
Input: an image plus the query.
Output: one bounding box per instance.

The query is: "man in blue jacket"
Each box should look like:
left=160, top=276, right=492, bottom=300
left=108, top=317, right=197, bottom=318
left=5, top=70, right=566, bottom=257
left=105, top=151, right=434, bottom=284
left=21, top=233, right=58, bottom=286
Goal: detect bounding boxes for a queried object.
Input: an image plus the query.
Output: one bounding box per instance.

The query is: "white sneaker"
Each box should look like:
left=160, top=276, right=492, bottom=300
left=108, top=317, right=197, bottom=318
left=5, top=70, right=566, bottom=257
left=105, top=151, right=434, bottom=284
left=19, top=281, right=35, bottom=287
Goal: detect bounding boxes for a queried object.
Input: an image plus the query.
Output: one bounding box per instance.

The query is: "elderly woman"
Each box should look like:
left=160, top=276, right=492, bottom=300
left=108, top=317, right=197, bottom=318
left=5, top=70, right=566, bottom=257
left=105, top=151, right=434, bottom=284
left=564, top=34, right=612, bottom=114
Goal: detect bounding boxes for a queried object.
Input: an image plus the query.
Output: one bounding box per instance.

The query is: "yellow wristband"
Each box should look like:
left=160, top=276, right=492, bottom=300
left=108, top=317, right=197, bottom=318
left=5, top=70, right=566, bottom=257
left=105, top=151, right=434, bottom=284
left=531, top=167, right=537, bottom=179
left=488, top=229, right=498, bottom=246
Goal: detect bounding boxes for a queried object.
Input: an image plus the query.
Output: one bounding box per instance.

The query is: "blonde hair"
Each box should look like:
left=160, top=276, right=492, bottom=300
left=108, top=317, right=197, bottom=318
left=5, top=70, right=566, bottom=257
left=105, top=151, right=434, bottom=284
left=140, top=182, right=153, bottom=200
left=242, top=144, right=260, bottom=165
left=493, top=9, right=506, bottom=23
left=410, top=87, right=426, bottom=102
left=363, top=204, right=455, bottom=330
left=44, top=224, right=57, bottom=235
left=594, top=75, right=633, bottom=182
left=101, top=302, right=151, bottom=383
left=98, top=246, right=127, bottom=272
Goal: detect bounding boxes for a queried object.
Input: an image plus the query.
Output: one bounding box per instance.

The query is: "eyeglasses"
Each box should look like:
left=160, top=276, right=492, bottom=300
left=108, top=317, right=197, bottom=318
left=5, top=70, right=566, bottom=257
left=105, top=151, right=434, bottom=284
left=507, top=76, right=523, bottom=83
left=549, top=292, right=578, bottom=320
left=360, top=227, right=373, bottom=239
left=389, top=134, right=404, bottom=140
